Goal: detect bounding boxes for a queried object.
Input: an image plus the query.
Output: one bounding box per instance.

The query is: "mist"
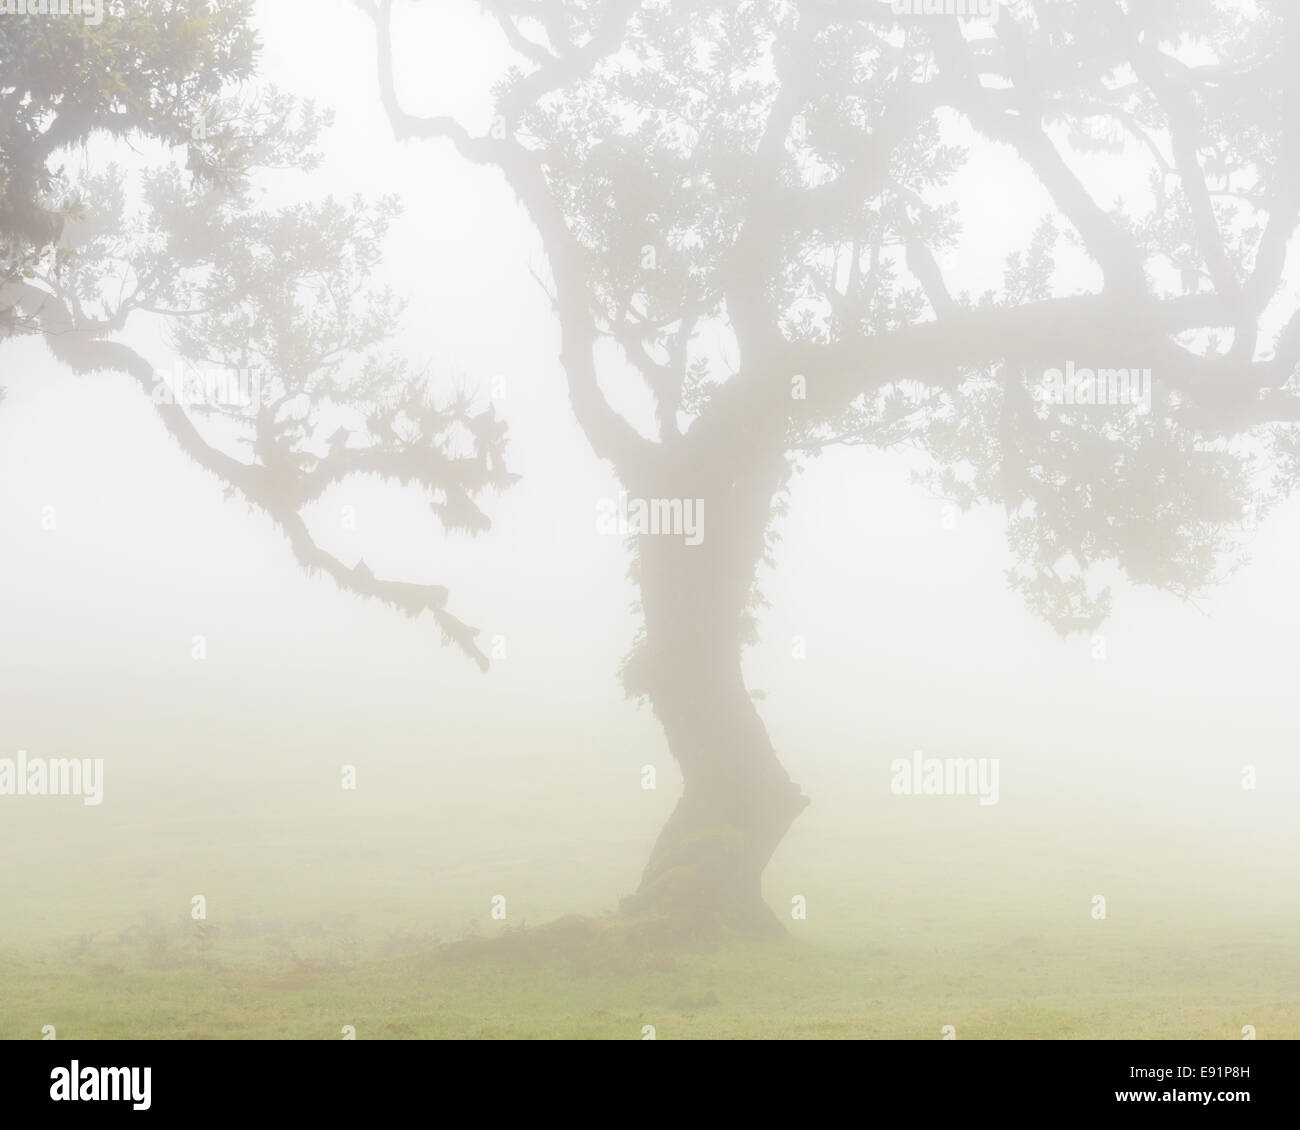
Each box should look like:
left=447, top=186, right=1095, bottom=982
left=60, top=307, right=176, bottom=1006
left=2, top=0, right=1298, bottom=1041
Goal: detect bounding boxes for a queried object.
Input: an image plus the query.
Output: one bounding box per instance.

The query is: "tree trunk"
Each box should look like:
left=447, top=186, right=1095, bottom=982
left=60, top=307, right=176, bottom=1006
left=623, top=657, right=809, bottom=934
left=619, top=437, right=808, bottom=934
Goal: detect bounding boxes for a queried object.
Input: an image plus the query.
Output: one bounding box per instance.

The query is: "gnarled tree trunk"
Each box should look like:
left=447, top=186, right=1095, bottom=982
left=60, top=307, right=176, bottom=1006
left=620, top=434, right=808, bottom=933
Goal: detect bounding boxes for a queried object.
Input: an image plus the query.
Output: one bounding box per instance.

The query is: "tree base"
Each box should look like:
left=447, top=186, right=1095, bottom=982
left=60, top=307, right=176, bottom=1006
left=438, top=900, right=791, bottom=975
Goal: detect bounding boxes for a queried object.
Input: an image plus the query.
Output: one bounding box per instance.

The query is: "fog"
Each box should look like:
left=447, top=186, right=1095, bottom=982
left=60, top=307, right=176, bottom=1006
left=2, top=0, right=1298, bottom=1039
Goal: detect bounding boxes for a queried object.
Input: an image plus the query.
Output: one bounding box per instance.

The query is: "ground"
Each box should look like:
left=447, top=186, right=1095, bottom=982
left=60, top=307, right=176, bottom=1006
left=0, top=760, right=1294, bottom=1039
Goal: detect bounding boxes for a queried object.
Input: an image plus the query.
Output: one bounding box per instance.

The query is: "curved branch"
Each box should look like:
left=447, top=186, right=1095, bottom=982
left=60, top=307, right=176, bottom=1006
left=14, top=283, right=490, bottom=670
left=358, top=0, right=656, bottom=484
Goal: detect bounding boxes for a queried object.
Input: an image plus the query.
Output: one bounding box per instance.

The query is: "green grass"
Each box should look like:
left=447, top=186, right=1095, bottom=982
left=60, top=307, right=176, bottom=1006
left=1, top=762, right=1296, bottom=1039
left=3, top=918, right=1294, bottom=1040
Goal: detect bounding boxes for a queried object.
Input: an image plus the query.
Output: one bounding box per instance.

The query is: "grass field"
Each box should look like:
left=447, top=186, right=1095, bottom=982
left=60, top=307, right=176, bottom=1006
left=1, top=759, right=1295, bottom=1039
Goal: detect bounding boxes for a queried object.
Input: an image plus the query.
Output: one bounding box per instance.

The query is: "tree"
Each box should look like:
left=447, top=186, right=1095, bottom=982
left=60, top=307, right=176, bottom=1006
left=2, top=0, right=512, bottom=664
left=1, top=0, right=258, bottom=324
left=8, top=0, right=1299, bottom=942
left=356, top=0, right=1300, bottom=932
